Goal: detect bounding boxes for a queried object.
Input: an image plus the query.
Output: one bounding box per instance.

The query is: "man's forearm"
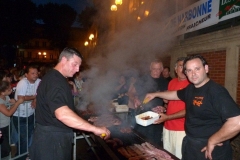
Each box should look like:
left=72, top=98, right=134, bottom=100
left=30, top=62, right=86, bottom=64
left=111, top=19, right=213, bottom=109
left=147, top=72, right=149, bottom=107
left=19, top=95, right=36, bottom=101
left=167, top=109, right=185, bottom=121
left=55, top=106, right=98, bottom=133
left=155, top=91, right=179, bottom=100
left=208, top=115, right=240, bottom=145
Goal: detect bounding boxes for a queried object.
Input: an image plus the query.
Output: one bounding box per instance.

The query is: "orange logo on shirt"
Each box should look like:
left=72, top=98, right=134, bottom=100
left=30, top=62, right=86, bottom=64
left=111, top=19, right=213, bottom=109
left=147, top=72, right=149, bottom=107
left=193, top=97, right=204, bottom=107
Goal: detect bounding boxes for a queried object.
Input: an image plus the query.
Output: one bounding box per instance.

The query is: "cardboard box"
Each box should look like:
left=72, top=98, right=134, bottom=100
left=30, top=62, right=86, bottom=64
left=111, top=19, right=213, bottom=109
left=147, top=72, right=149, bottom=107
left=115, top=105, right=129, bottom=112
left=135, top=111, right=159, bottom=126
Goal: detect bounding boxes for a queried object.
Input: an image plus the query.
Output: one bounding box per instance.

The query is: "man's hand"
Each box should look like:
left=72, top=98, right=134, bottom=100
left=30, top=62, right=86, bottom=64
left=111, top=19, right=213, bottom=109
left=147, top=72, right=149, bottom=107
left=134, top=97, right=141, bottom=108
left=9, top=99, right=16, bottom=104
left=93, top=127, right=111, bottom=140
left=201, top=142, right=223, bottom=160
left=31, top=99, right=36, bottom=108
left=153, top=113, right=168, bottom=124
left=143, top=93, right=157, bottom=104
left=152, top=106, right=166, bottom=113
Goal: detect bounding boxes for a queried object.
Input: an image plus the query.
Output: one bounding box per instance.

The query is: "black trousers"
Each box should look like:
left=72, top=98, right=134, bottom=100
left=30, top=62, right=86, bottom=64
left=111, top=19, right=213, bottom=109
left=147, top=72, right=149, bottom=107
left=29, top=123, right=74, bottom=160
left=182, top=136, right=232, bottom=160
left=0, top=126, right=10, bottom=158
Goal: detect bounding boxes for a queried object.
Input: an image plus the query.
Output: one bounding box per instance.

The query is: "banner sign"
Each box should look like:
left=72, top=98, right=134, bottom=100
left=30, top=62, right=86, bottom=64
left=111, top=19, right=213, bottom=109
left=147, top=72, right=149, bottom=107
left=167, top=0, right=240, bottom=36
left=219, top=0, right=240, bottom=21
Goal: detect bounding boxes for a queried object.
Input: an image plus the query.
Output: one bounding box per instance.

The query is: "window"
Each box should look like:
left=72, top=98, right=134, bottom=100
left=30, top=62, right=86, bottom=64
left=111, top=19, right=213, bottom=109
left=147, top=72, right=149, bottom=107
left=28, top=52, right=32, bottom=58
left=19, top=51, right=24, bottom=57
left=43, top=42, right=47, bottom=47
left=35, top=41, right=39, bottom=47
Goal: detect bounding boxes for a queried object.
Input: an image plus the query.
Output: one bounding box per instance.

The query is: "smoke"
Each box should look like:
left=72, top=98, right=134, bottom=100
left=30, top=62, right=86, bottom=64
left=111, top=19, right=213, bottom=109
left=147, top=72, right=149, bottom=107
left=77, top=0, right=182, bottom=111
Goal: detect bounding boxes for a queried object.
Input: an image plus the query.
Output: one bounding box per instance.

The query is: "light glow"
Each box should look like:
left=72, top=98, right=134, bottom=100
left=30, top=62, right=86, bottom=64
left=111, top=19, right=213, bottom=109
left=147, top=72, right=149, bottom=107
left=111, top=5, right=117, bottom=11
left=115, top=0, right=122, bottom=5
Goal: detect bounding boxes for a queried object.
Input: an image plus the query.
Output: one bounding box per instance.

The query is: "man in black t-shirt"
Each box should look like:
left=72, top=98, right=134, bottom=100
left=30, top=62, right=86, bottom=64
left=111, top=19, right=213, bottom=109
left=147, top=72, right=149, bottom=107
left=144, top=55, right=240, bottom=160
left=29, top=47, right=110, bottom=160
left=133, top=59, right=168, bottom=147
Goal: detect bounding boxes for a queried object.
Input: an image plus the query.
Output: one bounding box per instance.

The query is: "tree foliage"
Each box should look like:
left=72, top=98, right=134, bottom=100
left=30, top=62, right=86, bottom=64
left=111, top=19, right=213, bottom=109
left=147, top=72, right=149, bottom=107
left=0, top=0, right=37, bottom=46
left=37, top=3, right=77, bottom=49
left=78, top=6, right=97, bottom=29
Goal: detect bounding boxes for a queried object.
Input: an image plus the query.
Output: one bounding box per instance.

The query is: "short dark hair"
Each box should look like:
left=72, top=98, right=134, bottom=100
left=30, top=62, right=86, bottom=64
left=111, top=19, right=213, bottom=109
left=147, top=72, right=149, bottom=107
left=0, top=81, right=10, bottom=92
left=183, top=54, right=208, bottom=73
left=163, top=66, right=170, bottom=72
left=59, top=47, right=83, bottom=62
left=175, top=57, right=186, bottom=67
left=25, top=65, right=38, bottom=74
left=0, top=70, right=7, bottom=80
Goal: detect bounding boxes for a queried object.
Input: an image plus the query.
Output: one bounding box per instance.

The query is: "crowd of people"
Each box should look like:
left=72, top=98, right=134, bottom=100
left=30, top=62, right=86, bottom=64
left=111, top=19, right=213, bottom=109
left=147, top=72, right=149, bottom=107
left=0, top=47, right=240, bottom=160
left=0, top=47, right=107, bottom=160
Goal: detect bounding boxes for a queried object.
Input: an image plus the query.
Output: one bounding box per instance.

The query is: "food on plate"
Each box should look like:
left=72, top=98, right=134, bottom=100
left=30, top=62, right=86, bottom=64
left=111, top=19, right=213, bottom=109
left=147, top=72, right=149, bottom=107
left=141, top=116, right=153, bottom=120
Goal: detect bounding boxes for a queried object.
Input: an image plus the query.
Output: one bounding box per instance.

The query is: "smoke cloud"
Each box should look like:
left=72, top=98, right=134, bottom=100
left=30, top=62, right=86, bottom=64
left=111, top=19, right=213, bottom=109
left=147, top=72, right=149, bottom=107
left=77, top=0, right=193, bottom=111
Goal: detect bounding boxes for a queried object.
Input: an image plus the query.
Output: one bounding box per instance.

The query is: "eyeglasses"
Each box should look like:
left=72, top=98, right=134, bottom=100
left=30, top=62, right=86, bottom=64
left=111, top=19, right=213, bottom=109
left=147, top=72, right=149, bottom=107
left=185, top=67, right=201, bottom=74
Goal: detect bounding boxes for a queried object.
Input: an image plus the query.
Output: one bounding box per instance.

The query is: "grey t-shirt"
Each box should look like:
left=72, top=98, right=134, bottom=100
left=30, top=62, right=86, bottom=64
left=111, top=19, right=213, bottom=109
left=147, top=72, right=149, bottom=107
left=0, top=96, right=11, bottom=128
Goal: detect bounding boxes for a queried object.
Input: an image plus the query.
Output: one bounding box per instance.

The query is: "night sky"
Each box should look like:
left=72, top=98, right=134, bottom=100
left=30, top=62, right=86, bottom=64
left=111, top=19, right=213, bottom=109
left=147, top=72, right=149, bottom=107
left=31, top=0, right=90, bottom=13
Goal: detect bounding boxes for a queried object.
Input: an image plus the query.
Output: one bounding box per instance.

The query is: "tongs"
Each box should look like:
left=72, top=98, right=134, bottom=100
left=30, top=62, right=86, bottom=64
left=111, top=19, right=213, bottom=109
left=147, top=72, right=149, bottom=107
left=136, top=98, right=149, bottom=112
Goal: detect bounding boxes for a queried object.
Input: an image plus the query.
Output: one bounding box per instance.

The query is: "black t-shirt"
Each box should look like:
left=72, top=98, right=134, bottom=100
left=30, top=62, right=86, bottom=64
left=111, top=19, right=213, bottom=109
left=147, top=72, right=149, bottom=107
left=35, top=69, right=75, bottom=131
left=177, top=80, right=240, bottom=138
left=135, top=75, right=168, bottom=111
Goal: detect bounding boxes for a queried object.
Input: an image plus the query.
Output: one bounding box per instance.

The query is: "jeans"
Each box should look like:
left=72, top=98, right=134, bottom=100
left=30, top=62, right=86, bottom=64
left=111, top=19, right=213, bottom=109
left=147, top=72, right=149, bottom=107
left=12, top=114, right=34, bottom=157
left=10, top=118, right=18, bottom=145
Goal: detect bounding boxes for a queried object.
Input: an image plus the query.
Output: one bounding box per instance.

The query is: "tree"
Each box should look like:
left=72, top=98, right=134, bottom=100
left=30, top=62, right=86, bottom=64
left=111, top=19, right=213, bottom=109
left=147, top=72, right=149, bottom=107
left=0, top=0, right=37, bottom=46
left=0, top=0, right=36, bottom=68
left=78, top=6, right=97, bottom=29
left=37, top=3, right=77, bottom=49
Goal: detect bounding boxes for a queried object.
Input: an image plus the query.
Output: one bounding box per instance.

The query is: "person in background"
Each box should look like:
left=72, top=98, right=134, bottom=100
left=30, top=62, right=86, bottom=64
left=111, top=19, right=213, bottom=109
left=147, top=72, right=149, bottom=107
left=10, top=69, right=25, bottom=157
left=68, top=77, right=78, bottom=96
left=74, top=71, right=84, bottom=93
left=12, top=65, right=41, bottom=159
left=153, top=57, right=190, bottom=159
left=0, top=70, right=8, bottom=81
left=126, top=74, right=138, bottom=126
left=134, top=59, right=168, bottom=147
left=29, top=47, right=110, bottom=160
left=144, top=54, right=240, bottom=160
left=73, top=71, right=85, bottom=107
left=114, top=75, right=129, bottom=105
left=162, top=66, right=172, bottom=82
left=0, top=81, right=24, bottom=158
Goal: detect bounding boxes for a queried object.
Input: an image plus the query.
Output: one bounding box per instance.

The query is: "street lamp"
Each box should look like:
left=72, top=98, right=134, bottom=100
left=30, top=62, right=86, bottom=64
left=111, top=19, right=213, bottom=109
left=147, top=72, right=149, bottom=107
left=89, top=34, right=94, bottom=40
left=144, top=10, right=149, bottom=17
left=115, top=0, right=122, bottom=5
left=84, top=41, right=89, bottom=46
left=43, top=52, right=47, bottom=58
left=111, top=5, right=117, bottom=11
left=38, top=51, right=47, bottom=59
